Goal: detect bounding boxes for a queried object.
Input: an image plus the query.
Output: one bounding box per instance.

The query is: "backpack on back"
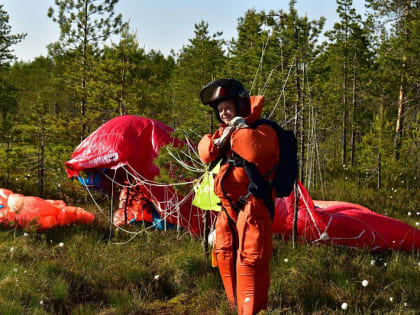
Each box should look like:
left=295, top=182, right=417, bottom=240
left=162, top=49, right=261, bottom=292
left=250, top=119, right=298, bottom=198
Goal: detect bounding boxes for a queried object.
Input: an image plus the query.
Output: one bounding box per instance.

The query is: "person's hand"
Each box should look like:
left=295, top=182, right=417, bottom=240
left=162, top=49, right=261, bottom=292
left=213, top=126, right=235, bottom=149
left=228, top=116, right=248, bottom=128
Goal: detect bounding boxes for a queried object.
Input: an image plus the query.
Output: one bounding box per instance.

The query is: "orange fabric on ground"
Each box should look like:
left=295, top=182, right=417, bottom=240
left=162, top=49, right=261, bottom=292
left=198, top=96, right=278, bottom=315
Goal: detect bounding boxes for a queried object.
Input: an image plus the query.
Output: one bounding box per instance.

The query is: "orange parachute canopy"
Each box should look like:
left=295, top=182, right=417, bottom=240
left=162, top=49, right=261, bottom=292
left=0, top=188, right=94, bottom=232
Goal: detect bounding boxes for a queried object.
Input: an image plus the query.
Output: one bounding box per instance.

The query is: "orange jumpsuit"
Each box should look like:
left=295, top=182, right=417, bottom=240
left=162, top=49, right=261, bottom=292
left=198, top=96, right=279, bottom=315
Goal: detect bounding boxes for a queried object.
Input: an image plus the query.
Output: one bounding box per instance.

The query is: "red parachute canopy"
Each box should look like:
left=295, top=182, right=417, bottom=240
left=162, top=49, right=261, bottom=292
left=65, top=115, right=216, bottom=237
left=0, top=188, right=94, bottom=232
left=65, top=115, right=177, bottom=180
left=271, top=182, right=420, bottom=252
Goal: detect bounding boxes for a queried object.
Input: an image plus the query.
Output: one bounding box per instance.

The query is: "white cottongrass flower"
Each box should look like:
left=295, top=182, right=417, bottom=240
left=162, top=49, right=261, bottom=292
left=384, top=263, right=387, bottom=267
left=284, top=258, right=289, bottom=263
left=362, top=280, right=369, bottom=287
left=416, top=212, right=420, bottom=216
left=10, top=247, right=15, bottom=252
left=58, top=242, right=64, bottom=247
left=40, top=300, right=44, bottom=305
left=404, top=302, right=408, bottom=307
left=341, top=302, right=348, bottom=310
left=370, top=259, right=376, bottom=266
left=13, top=268, right=17, bottom=272
left=23, top=232, right=28, bottom=237
left=408, top=211, right=412, bottom=216
left=320, top=232, right=330, bottom=240
left=154, top=275, right=160, bottom=280
left=389, top=297, right=394, bottom=302
left=416, top=222, right=419, bottom=227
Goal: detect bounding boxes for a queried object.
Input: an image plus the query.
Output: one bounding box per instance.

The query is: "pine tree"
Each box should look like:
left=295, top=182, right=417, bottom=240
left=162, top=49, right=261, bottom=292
left=170, top=21, right=225, bottom=133
left=0, top=4, right=26, bottom=67
left=0, top=4, right=26, bottom=187
left=367, top=0, right=420, bottom=159
left=93, top=24, right=146, bottom=119
left=48, top=0, right=125, bottom=140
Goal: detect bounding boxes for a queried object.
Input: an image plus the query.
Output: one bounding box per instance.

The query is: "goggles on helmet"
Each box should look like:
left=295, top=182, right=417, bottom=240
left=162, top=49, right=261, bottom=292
left=200, top=78, right=249, bottom=106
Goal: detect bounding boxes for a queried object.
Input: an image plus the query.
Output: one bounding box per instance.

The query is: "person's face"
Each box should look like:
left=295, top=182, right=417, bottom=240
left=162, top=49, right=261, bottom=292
left=217, top=100, right=236, bottom=125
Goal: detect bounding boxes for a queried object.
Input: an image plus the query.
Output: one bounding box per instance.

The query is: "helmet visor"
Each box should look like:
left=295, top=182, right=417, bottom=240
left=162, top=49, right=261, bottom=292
left=200, top=78, right=249, bottom=106
left=200, top=85, right=228, bottom=105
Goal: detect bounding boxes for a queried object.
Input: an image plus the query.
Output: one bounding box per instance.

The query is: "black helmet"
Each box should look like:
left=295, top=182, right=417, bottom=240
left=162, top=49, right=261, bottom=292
left=200, top=78, right=251, bottom=123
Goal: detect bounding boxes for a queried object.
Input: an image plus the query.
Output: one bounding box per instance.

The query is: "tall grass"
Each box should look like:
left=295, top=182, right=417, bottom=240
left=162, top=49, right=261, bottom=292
left=0, top=179, right=419, bottom=314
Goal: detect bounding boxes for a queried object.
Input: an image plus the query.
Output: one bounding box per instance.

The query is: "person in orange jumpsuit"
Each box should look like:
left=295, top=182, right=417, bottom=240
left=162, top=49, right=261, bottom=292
left=198, top=78, right=279, bottom=314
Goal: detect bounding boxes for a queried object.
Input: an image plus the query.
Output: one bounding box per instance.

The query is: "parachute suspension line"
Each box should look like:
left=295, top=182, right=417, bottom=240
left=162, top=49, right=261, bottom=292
left=261, top=66, right=276, bottom=96
left=166, top=147, right=204, bottom=173
left=268, top=54, right=297, bottom=121
left=297, top=184, right=386, bottom=246
left=119, top=164, right=210, bottom=239
left=184, top=130, right=205, bottom=163
left=296, top=184, right=322, bottom=239
left=79, top=178, right=155, bottom=237
left=108, top=169, right=118, bottom=241
left=101, top=167, right=200, bottom=240
left=102, top=166, right=194, bottom=236
left=302, top=65, right=325, bottom=197
left=304, top=64, right=315, bottom=190
left=261, top=36, right=284, bottom=96
left=250, top=20, right=271, bottom=95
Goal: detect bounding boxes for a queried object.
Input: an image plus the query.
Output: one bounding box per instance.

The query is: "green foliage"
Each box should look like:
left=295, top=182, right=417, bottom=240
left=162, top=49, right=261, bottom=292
left=0, top=4, right=26, bottom=67
left=170, top=20, right=226, bottom=132
left=154, top=129, right=205, bottom=195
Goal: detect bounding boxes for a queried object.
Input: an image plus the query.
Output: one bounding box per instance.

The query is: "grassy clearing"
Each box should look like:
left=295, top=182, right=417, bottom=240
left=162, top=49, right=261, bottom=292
left=1, top=222, right=418, bottom=314
left=0, top=178, right=419, bottom=314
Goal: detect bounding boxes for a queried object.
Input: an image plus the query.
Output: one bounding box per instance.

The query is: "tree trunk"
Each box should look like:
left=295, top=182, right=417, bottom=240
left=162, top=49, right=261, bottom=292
left=342, top=3, right=349, bottom=166
left=38, top=118, right=45, bottom=198
left=300, top=63, right=305, bottom=185
left=6, top=135, right=10, bottom=188
left=350, top=59, right=357, bottom=166
left=292, top=52, right=300, bottom=249
left=394, top=57, right=406, bottom=160
left=394, top=3, right=411, bottom=160
left=120, top=54, right=127, bottom=116
left=377, top=153, right=381, bottom=190
left=80, top=0, right=88, bottom=141
left=342, top=55, right=348, bottom=165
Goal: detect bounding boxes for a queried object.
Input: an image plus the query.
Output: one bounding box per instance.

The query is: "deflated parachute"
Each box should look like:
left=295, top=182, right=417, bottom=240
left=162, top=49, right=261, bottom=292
left=0, top=188, right=94, bottom=231
left=65, top=115, right=217, bottom=237
left=271, top=182, right=420, bottom=252
left=65, top=115, right=175, bottom=180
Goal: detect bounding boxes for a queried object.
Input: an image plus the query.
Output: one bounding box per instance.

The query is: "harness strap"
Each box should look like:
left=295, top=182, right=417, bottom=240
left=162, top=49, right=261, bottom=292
left=226, top=152, right=275, bottom=220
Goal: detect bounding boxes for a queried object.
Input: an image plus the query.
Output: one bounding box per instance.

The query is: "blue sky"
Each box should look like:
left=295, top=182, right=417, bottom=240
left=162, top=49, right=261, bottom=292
left=2, top=0, right=367, bottom=62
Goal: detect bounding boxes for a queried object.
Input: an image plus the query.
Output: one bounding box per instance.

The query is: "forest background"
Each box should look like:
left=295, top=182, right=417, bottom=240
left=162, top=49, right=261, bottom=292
left=0, top=0, right=419, bottom=313
left=0, top=0, right=418, bottom=203
left=0, top=0, right=420, bottom=204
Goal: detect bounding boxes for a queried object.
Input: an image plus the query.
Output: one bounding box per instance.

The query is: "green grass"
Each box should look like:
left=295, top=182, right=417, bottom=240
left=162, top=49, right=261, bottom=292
left=0, top=178, right=419, bottom=314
